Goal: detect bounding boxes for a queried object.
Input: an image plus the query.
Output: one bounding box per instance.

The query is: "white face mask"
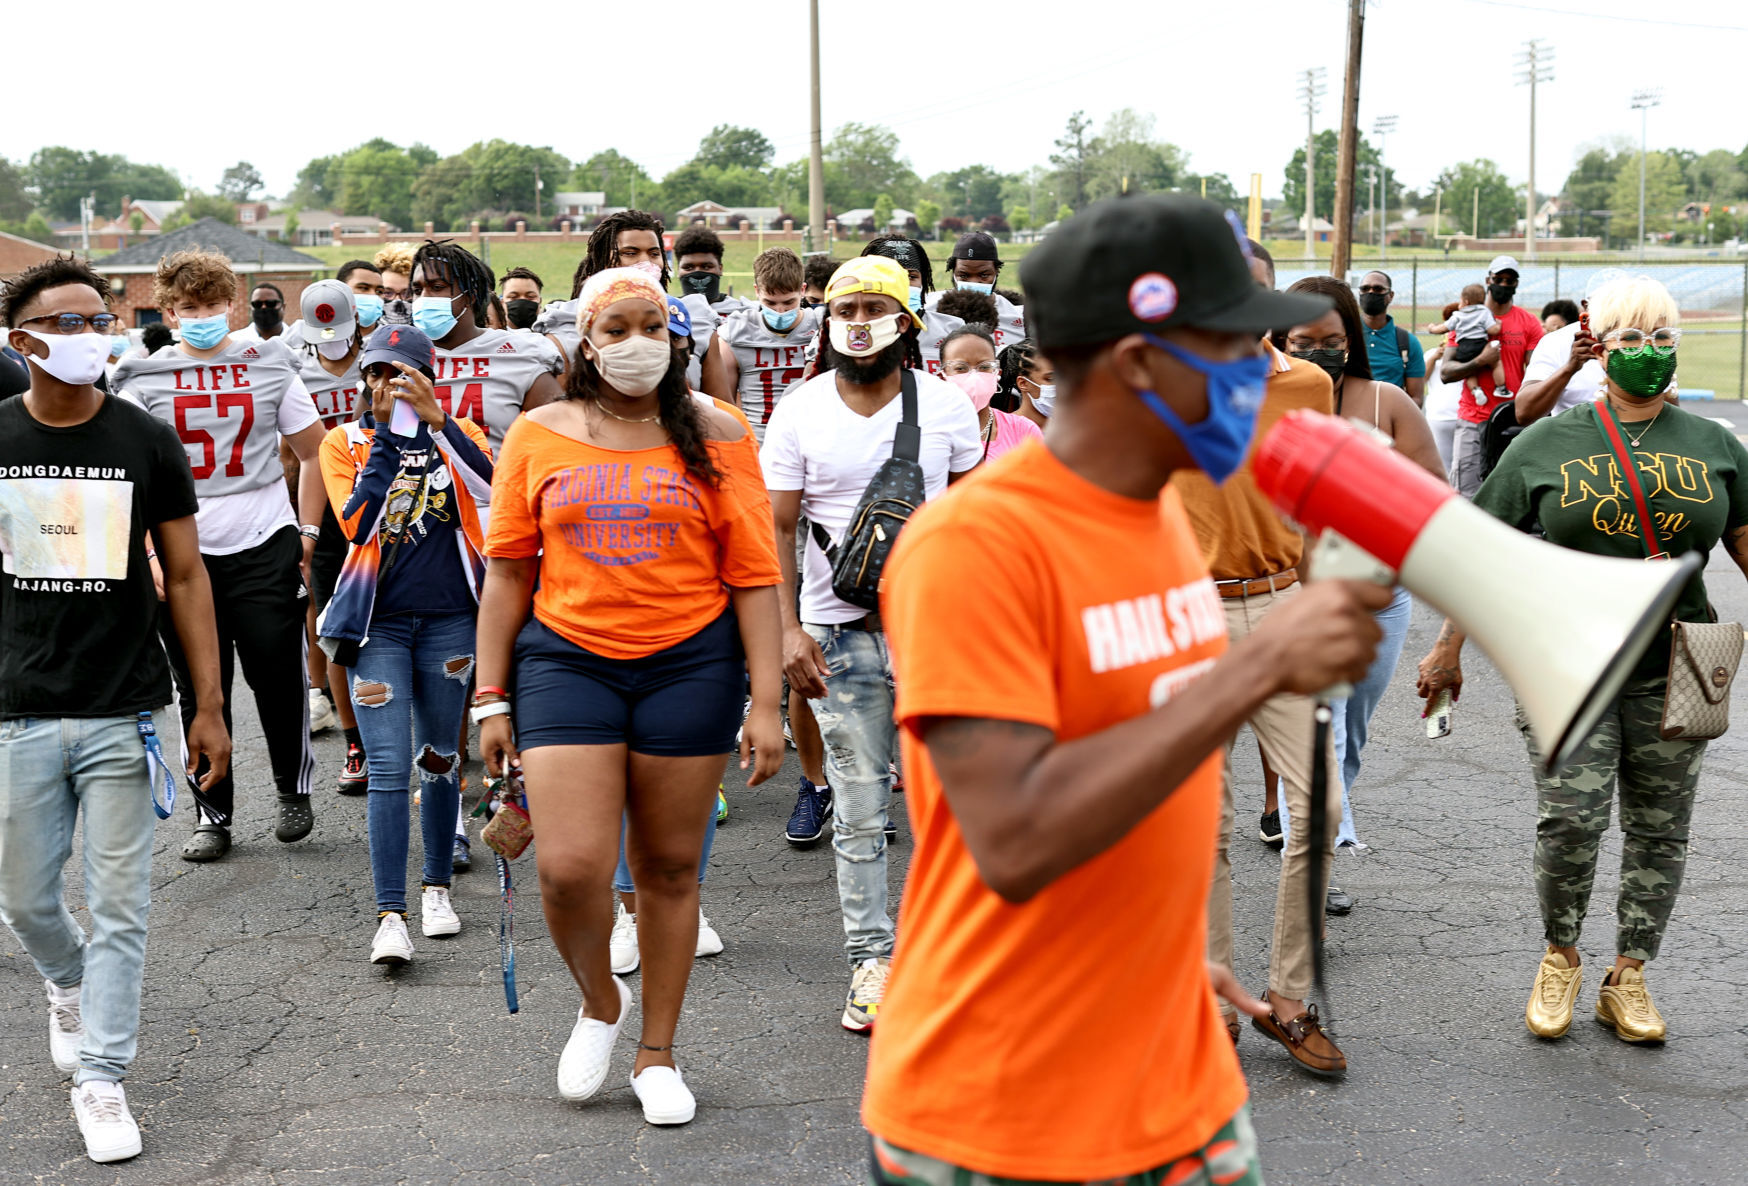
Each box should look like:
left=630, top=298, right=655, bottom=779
left=316, top=339, right=353, bottom=361
left=591, top=335, right=672, bottom=396
left=17, top=329, right=111, bottom=386
left=829, top=312, right=904, bottom=358
left=1030, top=381, right=1056, bottom=416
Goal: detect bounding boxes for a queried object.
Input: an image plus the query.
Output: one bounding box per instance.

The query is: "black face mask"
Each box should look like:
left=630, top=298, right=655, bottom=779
left=1488, top=283, right=1517, bottom=305
left=382, top=297, right=412, bottom=326
left=252, top=304, right=282, bottom=331
left=505, top=298, right=540, bottom=330
left=1291, top=348, right=1348, bottom=386
left=679, top=271, right=722, bottom=303
left=1358, top=292, right=1390, bottom=317
left=801, top=297, right=824, bottom=309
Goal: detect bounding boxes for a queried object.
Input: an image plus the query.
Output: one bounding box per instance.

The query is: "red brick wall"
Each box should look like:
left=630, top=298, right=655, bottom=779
left=102, top=269, right=321, bottom=329
left=0, top=235, right=63, bottom=278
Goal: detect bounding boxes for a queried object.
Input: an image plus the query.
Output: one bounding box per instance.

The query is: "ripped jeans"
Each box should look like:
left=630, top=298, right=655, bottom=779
left=804, top=623, right=897, bottom=966
left=350, top=611, right=475, bottom=915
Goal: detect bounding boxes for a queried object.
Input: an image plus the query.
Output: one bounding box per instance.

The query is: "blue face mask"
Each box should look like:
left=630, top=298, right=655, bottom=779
left=955, top=279, right=995, bottom=295
left=907, top=285, right=923, bottom=313
left=353, top=293, right=385, bottom=328
left=412, top=294, right=459, bottom=339
left=108, top=335, right=128, bottom=358
left=178, top=312, right=230, bottom=350
left=1136, top=336, right=1271, bottom=485
left=762, top=306, right=800, bottom=333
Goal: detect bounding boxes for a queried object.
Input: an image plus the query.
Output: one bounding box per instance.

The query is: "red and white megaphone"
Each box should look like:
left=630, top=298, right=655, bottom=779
left=1253, top=411, right=1700, bottom=773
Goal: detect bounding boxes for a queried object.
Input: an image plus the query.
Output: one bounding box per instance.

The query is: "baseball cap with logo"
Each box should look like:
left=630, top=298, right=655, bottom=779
left=666, top=295, right=692, bottom=338
left=299, top=279, right=357, bottom=345
left=949, top=231, right=1002, bottom=263
left=1487, top=254, right=1522, bottom=277
left=1020, top=194, right=1329, bottom=350
left=824, top=256, right=925, bottom=329
left=358, top=323, right=436, bottom=378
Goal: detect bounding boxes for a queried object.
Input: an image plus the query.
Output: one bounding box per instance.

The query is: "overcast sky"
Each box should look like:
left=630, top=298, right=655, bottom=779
left=7, top=0, right=1744, bottom=209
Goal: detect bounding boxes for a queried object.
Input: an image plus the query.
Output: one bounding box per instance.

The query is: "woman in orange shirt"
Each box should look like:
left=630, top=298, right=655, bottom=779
left=475, top=268, right=783, bottom=1127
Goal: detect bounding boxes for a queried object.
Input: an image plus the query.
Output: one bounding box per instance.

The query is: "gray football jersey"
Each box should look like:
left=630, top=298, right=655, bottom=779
left=925, top=290, right=1026, bottom=352
left=290, top=346, right=363, bottom=431
left=917, top=308, right=965, bottom=375
left=718, top=306, right=822, bottom=440
left=432, top=328, right=563, bottom=454
left=681, top=294, right=719, bottom=390
left=113, top=337, right=308, bottom=498
left=533, top=299, right=579, bottom=365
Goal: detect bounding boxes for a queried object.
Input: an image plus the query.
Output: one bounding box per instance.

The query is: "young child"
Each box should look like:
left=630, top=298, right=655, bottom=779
left=1427, top=284, right=1504, bottom=405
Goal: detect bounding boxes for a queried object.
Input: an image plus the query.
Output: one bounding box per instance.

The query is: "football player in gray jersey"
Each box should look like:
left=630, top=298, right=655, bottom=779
left=708, top=248, right=820, bottom=441
left=859, top=236, right=964, bottom=375
left=111, top=249, right=328, bottom=862
left=540, top=210, right=682, bottom=381
left=929, top=229, right=1026, bottom=352
left=409, top=241, right=563, bottom=455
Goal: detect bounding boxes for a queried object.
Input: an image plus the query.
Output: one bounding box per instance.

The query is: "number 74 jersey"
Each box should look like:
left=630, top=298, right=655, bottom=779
left=112, top=337, right=318, bottom=498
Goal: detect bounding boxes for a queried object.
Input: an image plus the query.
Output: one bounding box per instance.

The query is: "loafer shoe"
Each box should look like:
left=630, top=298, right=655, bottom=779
left=557, top=976, right=631, bottom=1101
left=1526, top=949, right=1583, bottom=1039
left=631, top=1064, right=696, bottom=1125
left=1253, top=1003, right=1346, bottom=1078
left=1595, top=966, right=1666, bottom=1042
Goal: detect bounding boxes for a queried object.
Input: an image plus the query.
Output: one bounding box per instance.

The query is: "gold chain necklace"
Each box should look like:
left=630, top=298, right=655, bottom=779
left=1612, top=395, right=1663, bottom=448
left=594, top=400, right=661, bottom=425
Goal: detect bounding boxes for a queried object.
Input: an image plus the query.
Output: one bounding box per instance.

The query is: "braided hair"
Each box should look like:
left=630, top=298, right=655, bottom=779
left=859, top=235, right=936, bottom=297
left=573, top=210, right=669, bottom=298
left=995, top=337, right=1040, bottom=414
left=412, top=240, right=495, bottom=327
left=562, top=331, right=721, bottom=488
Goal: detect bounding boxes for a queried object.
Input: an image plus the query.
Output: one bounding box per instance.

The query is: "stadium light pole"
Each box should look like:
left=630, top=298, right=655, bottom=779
left=1372, top=114, right=1397, bottom=259
left=1298, top=67, right=1327, bottom=261
left=1516, top=40, right=1553, bottom=260
left=1630, top=88, right=1661, bottom=262
left=808, top=0, right=826, bottom=254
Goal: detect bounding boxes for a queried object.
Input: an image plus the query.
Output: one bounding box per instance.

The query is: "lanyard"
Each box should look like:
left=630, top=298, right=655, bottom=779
left=137, top=712, right=178, bottom=819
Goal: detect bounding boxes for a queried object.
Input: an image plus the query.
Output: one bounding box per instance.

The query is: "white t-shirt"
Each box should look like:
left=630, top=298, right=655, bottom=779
left=1423, top=346, right=1460, bottom=424
left=230, top=321, right=296, bottom=344
left=1522, top=321, right=1605, bottom=415
left=761, top=367, right=983, bottom=624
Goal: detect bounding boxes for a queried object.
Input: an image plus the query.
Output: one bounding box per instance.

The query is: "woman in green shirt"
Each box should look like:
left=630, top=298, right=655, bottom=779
left=1417, top=274, right=1748, bottom=1045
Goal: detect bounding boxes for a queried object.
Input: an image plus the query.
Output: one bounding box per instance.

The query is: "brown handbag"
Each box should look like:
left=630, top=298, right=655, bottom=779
left=1594, top=399, right=1741, bottom=740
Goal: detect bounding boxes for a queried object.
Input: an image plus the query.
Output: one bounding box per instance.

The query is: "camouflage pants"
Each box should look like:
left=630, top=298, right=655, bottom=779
left=868, top=1106, right=1261, bottom=1186
left=1517, top=677, right=1705, bottom=961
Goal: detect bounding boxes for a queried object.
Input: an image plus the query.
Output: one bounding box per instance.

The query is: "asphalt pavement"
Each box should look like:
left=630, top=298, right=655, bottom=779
left=4, top=551, right=1748, bottom=1185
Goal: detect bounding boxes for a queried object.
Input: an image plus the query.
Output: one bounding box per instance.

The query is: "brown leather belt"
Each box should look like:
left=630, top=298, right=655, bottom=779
left=1215, top=567, right=1299, bottom=599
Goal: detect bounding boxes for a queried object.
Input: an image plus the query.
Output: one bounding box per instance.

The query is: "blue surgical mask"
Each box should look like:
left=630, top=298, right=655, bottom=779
left=354, top=293, right=385, bottom=328
left=762, top=306, right=800, bottom=333
left=178, top=312, right=230, bottom=350
left=955, top=279, right=994, bottom=295
left=108, top=335, right=129, bottom=358
left=412, top=294, right=459, bottom=339
left=907, top=285, right=923, bottom=313
left=1136, top=336, right=1271, bottom=485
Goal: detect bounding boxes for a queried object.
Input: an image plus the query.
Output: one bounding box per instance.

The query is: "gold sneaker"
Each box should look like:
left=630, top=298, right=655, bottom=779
left=1595, top=966, right=1666, bottom=1042
left=1526, top=950, right=1583, bottom=1038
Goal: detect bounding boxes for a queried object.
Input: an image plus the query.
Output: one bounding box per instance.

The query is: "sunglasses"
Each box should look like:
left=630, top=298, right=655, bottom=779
left=251, top=300, right=283, bottom=310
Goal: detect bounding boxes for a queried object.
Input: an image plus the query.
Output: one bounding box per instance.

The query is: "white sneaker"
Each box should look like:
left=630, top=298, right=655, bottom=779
left=421, top=886, right=460, bottom=938
left=557, top=975, right=631, bottom=1101
left=695, top=907, right=723, bottom=958
left=308, top=687, right=337, bottom=734
left=370, top=913, right=414, bottom=964
left=71, top=1080, right=141, bottom=1163
left=610, top=902, right=640, bottom=974
left=631, top=1063, right=696, bottom=1125
left=46, top=979, right=83, bottom=1074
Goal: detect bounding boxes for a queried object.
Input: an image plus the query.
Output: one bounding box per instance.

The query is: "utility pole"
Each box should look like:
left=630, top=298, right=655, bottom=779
left=1631, top=88, right=1661, bottom=262
left=807, top=0, right=827, bottom=254
left=1365, top=165, right=1377, bottom=252
left=1372, top=114, right=1397, bottom=258
left=79, top=194, right=92, bottom=254
left=1516, top=40, right=1553, bottom=260
left=533, top=162, right=542, bottom=222
left=1330, top=0, right=1365, bottom=278
left=1297, top=66, right=1327, bottom=260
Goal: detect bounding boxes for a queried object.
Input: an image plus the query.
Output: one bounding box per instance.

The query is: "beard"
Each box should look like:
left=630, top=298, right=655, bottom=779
left=834, top=336, right=907, bottom=387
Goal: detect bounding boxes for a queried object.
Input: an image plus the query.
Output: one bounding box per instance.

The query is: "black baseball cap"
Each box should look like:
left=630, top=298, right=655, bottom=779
left=1020, top=194, right=1329, bottom=349
left=950, top=231, right=1001, bottom=262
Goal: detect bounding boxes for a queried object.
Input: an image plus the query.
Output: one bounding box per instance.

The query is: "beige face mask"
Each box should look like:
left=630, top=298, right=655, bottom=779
left=592, top=335, right=671, bottom=396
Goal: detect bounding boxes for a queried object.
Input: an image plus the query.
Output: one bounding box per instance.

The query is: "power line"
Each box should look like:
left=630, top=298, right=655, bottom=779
left=1454, top=0, right=1746, bottom=32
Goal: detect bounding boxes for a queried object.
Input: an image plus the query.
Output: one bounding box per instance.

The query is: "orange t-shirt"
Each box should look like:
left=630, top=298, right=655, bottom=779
left=866, top=439, right=1244, bottom=1180
left=485, top=417, right=780, bottom=659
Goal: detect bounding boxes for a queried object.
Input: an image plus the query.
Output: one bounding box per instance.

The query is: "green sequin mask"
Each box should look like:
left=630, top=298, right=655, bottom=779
left=1605, top=342, right=1678, bottom=399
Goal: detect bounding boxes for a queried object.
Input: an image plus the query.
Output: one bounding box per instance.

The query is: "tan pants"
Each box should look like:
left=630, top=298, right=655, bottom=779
left=1206, top=583, right=1342, bottom=1005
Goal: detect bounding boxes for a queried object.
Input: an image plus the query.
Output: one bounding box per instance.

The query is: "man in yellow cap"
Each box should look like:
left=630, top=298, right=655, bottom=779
left=759, top=255, right=984, bottom=1030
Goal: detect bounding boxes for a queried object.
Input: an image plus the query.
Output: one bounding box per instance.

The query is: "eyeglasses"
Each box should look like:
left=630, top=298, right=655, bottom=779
left=1605, top=327, right=1681, bottom=353
left=940, top=360, right=999, bottom=376
left=19, top=312, right=124, bottom=334
left=1285, top=335, right=1348, bottom=352
left=251, top=300, right=282, bottom=310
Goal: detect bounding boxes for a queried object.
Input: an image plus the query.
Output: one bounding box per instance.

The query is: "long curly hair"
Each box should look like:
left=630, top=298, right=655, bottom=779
left=561, top=338, right=721, bottom=487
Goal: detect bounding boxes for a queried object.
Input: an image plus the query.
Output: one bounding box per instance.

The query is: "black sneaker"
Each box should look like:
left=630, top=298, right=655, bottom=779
left=1259, top=810, right=1284, bottom=850
left=785, top=778, right=831, bottom=846
left=1325, top=886, right=1355, bottom=915
left=275, top=796, right=314, bottom=843
left=337, top=743, right=367, bottom=795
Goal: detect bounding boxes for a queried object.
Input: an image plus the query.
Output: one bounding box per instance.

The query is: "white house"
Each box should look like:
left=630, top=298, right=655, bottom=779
left=675, top=200, right=785, bottom=228
left=552, top=191, right=608, bottom=218
left=836, top=206, right=916, bottom=231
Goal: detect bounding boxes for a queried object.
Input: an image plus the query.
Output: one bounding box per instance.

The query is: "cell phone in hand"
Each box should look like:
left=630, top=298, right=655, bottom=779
left=1425, top=688, right=1454, bottom=739
left=389, top=385, right=421, bottom=436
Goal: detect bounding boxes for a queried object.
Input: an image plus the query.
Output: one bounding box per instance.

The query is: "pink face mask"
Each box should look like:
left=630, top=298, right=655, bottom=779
left=948, top=369, right=998, bottom=411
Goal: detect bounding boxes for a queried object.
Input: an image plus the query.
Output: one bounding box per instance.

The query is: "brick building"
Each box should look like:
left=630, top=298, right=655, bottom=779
left=0, top=230, right=62, bottom=278
left=92, top=218, right=327, bottom=330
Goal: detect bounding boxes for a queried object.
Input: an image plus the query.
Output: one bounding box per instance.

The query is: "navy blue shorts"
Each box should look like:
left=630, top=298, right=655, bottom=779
left=512, top=610, right=745, bottom=756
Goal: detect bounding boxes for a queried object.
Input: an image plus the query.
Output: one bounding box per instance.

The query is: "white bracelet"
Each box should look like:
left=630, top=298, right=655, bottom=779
left=469, top=701, right=512, bottom=725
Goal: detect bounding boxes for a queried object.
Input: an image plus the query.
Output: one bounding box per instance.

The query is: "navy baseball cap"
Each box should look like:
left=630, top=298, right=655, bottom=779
left=950, top=231, right=1001, bottom=262
left=666, top=296, right=692, bottom=338
left=358, top=324, right=436, bottom=376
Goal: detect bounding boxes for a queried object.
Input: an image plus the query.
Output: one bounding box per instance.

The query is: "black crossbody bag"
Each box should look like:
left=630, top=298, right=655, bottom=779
left=810, top=370, right=926, bottom=612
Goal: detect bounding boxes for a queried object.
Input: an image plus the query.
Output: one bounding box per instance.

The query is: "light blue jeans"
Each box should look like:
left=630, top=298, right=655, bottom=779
left=804, top=623, right=896, bottom=966
left=1281, top=586, right=1414, bottom=848
left=0, top=711, right=165, bottom=1083
left=613, top=798, right=717, bottom=894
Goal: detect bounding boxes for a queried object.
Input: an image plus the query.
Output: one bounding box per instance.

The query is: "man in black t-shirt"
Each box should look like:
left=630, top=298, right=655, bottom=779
left=0, top=257, right=228, bottom=1165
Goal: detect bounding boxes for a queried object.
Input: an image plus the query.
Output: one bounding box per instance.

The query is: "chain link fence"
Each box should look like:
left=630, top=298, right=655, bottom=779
left=1272, top=256, right=1748, bottom=400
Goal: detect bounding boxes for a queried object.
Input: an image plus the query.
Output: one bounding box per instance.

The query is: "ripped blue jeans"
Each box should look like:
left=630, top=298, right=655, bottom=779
left=350, top=611, right=475, bottom=915
left=804, top=623, right=897, bottom=966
